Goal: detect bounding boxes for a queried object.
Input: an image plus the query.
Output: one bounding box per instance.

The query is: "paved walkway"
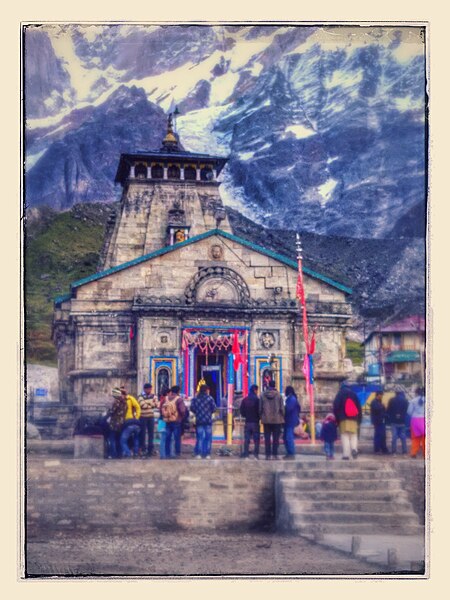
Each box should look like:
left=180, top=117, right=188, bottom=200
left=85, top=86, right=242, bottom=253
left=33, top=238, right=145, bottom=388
left=300, top=531, right=425, bottom=573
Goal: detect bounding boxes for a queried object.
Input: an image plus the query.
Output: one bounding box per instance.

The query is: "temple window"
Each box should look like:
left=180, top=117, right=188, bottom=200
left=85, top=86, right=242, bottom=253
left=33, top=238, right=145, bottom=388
left=156, top=367, right=171, bottom=396
left=151, top=164, right=164, bottom=179
left=184, top=165, right=196, bottom=181
left=200, top=166, right=214, bottom=181
left=168, top=165, right=181, bottom=179
left=175, top=229, right=186, bottom=243
left=135, top=164, right=147, bottom=179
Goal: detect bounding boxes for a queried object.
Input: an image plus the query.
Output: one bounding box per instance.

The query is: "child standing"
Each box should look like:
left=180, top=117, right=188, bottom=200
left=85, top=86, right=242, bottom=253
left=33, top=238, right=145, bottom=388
left=158, top=389, right=168, bottom=459
left=320, top=413, right=338, bottom=460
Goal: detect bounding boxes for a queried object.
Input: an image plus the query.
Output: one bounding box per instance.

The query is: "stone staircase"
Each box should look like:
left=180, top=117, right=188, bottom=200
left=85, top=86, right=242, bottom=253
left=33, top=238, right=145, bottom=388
left=275, top=460, right=423, bottom=536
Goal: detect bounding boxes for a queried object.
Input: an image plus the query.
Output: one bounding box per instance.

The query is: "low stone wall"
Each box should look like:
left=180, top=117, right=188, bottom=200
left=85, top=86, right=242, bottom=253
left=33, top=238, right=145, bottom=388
left=26, top=457, right=426, bottom=540
left=26, top=459, right=277, bottom=538
left=28, top=403, right=78, bottom=439
left=391, top=461, right=426, bottom=525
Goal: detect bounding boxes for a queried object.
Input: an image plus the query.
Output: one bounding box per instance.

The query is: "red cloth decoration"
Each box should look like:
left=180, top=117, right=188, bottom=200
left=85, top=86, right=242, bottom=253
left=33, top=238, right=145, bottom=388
left=232, top=330, right=243, bottom=371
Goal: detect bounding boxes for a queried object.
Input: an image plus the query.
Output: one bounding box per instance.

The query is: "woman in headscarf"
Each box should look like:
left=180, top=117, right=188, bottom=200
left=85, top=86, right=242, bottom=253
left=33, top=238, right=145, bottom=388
left=283, top=386, right=300, bottom=460
left=407, top=386, right=426, bottom=458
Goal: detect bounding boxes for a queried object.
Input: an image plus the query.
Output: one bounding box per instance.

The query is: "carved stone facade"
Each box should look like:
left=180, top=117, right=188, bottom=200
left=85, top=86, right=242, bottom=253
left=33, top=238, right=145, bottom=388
left=54, top=121, right=352, bottom=412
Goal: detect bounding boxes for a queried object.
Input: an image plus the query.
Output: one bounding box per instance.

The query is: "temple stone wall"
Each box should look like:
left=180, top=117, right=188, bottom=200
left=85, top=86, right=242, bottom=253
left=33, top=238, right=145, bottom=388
left=26, top=459, right=276, bottom=538
left=74, top=235, right=346, bottom=305
left=55, top=234, right=350, bottom=407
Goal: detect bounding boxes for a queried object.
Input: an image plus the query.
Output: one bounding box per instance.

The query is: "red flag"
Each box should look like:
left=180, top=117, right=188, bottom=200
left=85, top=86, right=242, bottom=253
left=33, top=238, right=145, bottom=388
left=232, top=330, right=243, bottom=371
left=309, top=330, right=316, bottom=355
left=296, top=264, right=305, bottom=306
left=242, top=331, right=249, bottom=396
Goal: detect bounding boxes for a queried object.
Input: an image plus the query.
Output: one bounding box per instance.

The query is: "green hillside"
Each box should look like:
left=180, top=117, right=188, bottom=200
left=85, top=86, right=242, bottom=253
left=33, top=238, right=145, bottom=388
left=25, top=204, right=110, bottom=365
left=345, top=340, right=364, bottom=366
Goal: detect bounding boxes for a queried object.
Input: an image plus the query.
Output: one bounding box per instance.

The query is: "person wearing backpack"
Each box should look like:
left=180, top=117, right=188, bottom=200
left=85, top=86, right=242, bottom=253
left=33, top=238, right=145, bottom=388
left=190, top=384, right=216, bottom=459
left=106, top=388, right=127, bottom=458
left=162, top=385, right=186, bottom=458
left=333, top=385, right=362, bottom=460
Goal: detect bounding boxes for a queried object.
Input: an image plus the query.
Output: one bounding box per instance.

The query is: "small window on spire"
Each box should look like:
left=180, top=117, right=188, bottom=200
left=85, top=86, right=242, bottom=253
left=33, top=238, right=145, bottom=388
left=151, top=164, right=164, bottom=179
left=135, top=164, right=147, bottom=179
left=168, top=165, right=180, bottom=179
left=201, top=167, right=213, bottom=181
left=184, top=166, right=196, bottom=180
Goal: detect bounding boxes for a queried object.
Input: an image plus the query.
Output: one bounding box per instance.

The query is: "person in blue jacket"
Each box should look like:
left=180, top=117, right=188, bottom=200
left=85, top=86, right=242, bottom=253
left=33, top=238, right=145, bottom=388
left=283, top=386, right=301, bottom=460
left=320, top=413, right=338, bottom=460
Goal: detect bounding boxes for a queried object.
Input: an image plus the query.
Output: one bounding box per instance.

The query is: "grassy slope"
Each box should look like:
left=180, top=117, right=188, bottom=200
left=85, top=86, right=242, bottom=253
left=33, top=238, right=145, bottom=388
left=25, top=206, right=108, bottom=365
left=345, top=340, right=364, bottom=366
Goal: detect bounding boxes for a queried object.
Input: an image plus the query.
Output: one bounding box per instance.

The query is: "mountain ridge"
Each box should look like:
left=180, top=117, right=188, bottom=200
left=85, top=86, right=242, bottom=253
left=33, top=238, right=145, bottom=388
left=24, top=24, right=426, bottom=239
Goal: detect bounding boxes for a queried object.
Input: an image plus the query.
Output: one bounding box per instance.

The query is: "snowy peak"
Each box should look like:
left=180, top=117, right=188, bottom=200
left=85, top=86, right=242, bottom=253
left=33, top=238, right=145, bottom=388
left=24, top=24, right=426, bottom=239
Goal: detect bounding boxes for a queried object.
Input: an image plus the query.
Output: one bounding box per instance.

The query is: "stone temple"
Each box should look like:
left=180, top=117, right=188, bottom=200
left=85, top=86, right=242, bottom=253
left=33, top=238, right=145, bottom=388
left=53, top=116, right=352, bottom=413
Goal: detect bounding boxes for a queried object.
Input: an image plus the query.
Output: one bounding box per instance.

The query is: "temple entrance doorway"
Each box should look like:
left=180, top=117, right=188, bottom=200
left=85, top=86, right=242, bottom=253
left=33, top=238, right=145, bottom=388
left=196, top=351, right=227, bottom=406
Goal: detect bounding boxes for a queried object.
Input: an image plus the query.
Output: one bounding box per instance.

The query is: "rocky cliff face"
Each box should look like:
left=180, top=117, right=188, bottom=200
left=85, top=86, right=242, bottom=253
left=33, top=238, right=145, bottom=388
left=25, top=24, right=426, bottom=241
left=26, top=86, right=167, bottom=209
left=24, top=27, right=76, bottom=119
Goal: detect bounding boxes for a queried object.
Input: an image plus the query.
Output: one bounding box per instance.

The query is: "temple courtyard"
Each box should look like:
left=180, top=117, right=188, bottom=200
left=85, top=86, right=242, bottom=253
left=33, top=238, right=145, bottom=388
left=25, top=442, right=426, bottom=578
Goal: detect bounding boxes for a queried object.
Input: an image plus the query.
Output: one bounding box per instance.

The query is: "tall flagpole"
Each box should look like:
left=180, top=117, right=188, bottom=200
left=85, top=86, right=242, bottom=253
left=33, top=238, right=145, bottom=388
left=296, top=234, right=316, bottom=444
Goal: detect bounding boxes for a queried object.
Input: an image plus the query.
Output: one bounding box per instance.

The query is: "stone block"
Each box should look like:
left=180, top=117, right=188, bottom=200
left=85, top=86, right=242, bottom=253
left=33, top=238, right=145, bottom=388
left=74, top=435, right=104, bottom=459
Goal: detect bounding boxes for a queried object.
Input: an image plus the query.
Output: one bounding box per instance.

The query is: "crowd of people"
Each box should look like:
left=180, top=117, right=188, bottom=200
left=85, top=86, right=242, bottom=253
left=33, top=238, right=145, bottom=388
left=101, top=382, right=426, bottom=461
left=369, top=387, right=426, bottom=458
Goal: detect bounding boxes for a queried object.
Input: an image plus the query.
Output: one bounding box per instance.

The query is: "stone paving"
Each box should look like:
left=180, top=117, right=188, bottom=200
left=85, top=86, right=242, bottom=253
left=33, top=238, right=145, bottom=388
left=26, top=531, right=397, bottom=577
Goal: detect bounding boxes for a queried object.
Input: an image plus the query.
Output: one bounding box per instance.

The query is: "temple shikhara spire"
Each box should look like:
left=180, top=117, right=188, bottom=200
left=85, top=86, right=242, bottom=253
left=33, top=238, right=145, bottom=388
left=161, top=112, right=179, bottom=152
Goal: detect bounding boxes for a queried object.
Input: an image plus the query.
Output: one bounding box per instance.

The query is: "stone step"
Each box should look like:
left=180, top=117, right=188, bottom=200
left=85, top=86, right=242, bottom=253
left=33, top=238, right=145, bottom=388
left=285, top=499, right=413, bottom=512
left=284, top=460, right=386, bottom=468
left=279, top=469, right=394, bottom=481
left=291, top=521, right=423, bottom=536
left=281, top=463, right=394, bottom=472
left=282, top=489, right=409, bottom=502
left=289, top=508, right=417, bottom=525
left=280, top=478, right=402, bottom=491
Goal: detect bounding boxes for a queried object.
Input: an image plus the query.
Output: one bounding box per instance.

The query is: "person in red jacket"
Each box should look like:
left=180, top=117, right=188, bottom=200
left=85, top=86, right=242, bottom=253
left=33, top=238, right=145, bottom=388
left=333, top=385, right=362, bottom=460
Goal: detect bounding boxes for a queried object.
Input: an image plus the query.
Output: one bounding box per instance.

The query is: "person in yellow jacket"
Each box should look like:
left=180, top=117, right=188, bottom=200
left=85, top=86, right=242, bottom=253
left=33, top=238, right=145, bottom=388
left=118, top=386, right=141, bottom=457
left=120, top=386, right=141, bottom=421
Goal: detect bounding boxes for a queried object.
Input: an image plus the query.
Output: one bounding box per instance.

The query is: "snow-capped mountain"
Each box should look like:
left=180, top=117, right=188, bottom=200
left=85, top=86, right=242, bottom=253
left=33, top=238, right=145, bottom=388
left=24, top=24, right=426, bottom=238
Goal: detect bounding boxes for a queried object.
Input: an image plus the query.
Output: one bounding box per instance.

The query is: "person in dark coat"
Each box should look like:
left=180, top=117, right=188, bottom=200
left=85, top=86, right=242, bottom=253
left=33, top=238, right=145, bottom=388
left=283, top=386, right=300, bottom=460
left=240, top=384, right=261, bottom=459
left=387, top=391, right=409, bottom=455
left=260, top=380, right=285, bottom=460
left=370, top=392, right=389, bottom=454
left=320, top=413, right=338, bottom=459
left=333, top=385, right=362, bottom=460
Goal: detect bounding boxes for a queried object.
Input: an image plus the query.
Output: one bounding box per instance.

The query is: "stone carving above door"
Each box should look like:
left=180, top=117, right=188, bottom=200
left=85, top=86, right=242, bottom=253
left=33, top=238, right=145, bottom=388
left=185, top=266, right=251, bottom=305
